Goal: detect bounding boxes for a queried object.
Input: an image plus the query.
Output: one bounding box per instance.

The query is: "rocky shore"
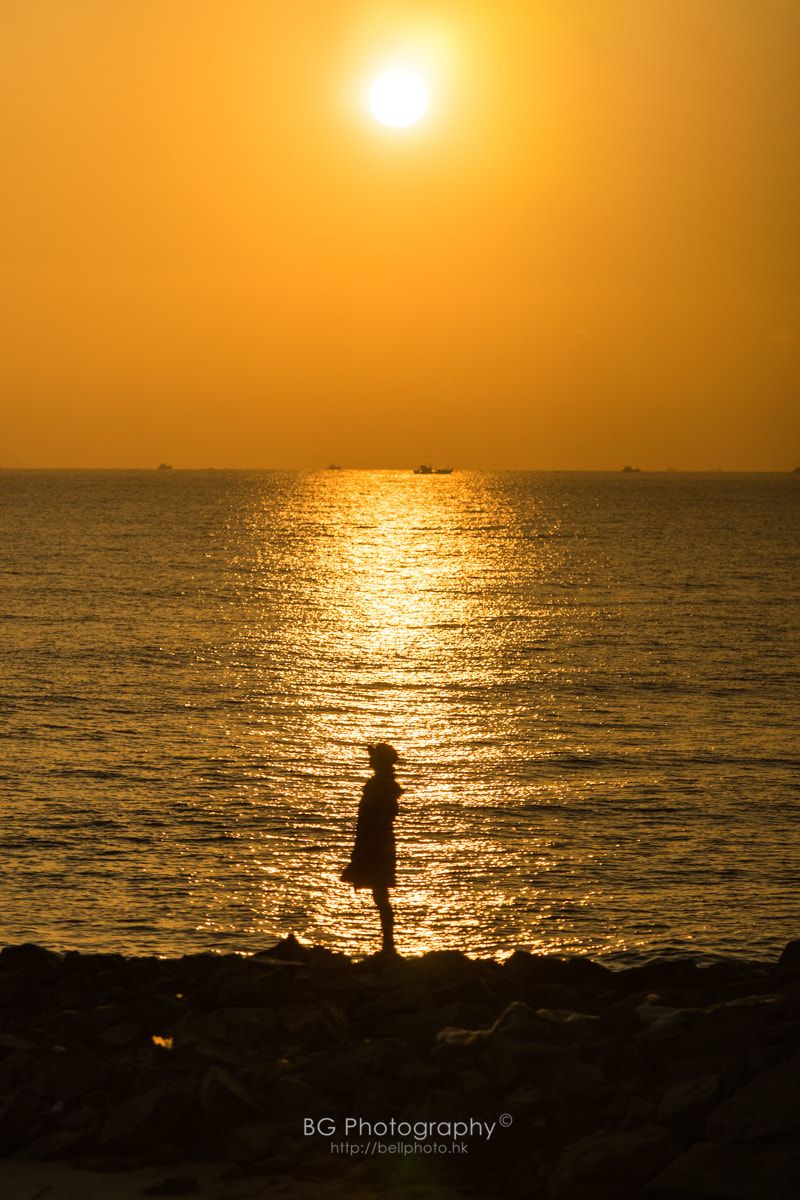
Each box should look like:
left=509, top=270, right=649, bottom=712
left=1, top=938, right=800, bottom=1199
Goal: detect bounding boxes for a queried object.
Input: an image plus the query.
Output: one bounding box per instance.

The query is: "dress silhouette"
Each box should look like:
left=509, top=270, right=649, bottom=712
left=340, top=743, right=402, bottom=955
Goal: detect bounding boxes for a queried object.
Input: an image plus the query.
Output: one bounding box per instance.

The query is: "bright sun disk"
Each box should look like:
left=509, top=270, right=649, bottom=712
left=370, top=71, right=428, bottom=127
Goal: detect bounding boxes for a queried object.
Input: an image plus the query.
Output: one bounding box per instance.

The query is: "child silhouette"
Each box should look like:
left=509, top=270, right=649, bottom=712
left=340, top=743, right=402, bottom=956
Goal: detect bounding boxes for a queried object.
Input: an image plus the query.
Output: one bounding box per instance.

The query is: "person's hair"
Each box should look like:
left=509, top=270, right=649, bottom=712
left=368, top=742, right=399, bottom=768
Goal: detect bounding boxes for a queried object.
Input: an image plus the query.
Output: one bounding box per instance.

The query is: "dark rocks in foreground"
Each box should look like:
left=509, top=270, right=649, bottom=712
left=1, top=938, right=799, bottom=1198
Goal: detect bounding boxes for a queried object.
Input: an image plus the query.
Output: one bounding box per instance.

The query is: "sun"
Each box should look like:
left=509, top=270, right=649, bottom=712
left=369, top=71, right=428, bottom=127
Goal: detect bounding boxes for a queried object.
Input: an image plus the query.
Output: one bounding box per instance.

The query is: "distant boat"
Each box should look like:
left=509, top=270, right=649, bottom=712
left=326, top=464, right=342, bottom=470
left=621, top=465, right=641, bottom=473
left=413, top=464, right=453, bottom=474
left=157, top=463, right=173, bottom=470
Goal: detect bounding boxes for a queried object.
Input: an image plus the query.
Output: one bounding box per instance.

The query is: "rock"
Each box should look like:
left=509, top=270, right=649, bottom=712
left=643, top=1140, right=800, bottom=1200
left=0, top=976, right=26, bottom=1007
left=614, top=958, right=703, bottom=994
left=355, top=984, right=431, bottom=1022
left=99, top=1081, right=199, bottom=1154
left=305, top=946, right=354, bottom=975
left=30, top=1049, right=105, bottom=1102
left=141, top=1176, right=200, bottom=1196
left=636, top=1006, right=707, bottom=1048
left=504, top=1082, right=547, bottom=1118
left=198, top=1065, right=264, bottom=1127
left=433, top=1001, right=579, bottom=1087
left=681, top=1064, right=749, bottom=1106
left=215, top=969, right=302, bottom=1010
left=657, top=1074, right=722, bottom=1131
left=296, top=1049, right=363, bottom=1099
left=522, top=983, right=585, bottom=1012
left=391, top=950, right=476, bottom=985
left=617, top=1095, right=658, bottom=1131
left=0, top=939, right=797, bottom=1195
left=537, top=1009, right=603, bottom=1047
left=98, top=1022, right=142, bottom=1048
left=764, top=992, right=800, bottom=1024
left=490, top=1000, right=558, bottom=1042
left=365, top=1006, right=446, bottom=1046
left=352, top=1036, right=413, bottom=1075
left=777, top=939, right=800, bottom=985
left=706, top=1053, right=800, bottom=1141
left=224, top=1118, right=279, bottom=1164
left=504, top=952, right=612, bottom=992
left=0, top=1088, right=47, bottom=1155
left=269, top=1075, right=328, bottom=1121
left=547, top=1123, right=681, bottom=1200
left=0, top=1032, right=35, bottom=1051
left=597, top=994, right=649, bottom=1035
left=280, top=1000, right=348, bottom=1049
left=0, top=943, right=63, bottom=977
left=551, top=1061, right=608, bottom=1103
left=259, top=933, right=310, bottom=962
left=16, top=1128, right=94, bottom=1161
left=170, top=1006, right=281, bottom=1056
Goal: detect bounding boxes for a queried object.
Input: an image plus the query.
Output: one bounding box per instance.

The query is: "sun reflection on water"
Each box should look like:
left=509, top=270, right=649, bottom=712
left=204, top=470, right=607, bottom=960
left=4, top=469, right=796, bottom=962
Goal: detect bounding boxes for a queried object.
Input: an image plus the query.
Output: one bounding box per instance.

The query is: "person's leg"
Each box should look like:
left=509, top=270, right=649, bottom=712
left=371, top=886, right=396, bottom=954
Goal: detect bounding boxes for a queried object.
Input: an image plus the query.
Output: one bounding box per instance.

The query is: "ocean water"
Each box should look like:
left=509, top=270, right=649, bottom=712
left=1, top=469, right=798, bottom=965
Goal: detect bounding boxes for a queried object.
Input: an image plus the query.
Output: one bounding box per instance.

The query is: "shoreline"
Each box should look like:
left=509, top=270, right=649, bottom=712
left=2, top=938, right=799, bottom=1198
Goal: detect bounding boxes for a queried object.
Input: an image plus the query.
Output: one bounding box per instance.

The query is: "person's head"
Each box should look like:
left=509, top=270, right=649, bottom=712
left=368, top=742, right=399, bottom=771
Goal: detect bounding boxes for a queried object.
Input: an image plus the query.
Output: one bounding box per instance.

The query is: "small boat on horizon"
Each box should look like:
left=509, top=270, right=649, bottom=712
left=413, top=464, right=453, bottom=474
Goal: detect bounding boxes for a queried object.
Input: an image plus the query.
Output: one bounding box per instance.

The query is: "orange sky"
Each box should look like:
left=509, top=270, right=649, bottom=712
left=1, top=0, right=798, bottom=469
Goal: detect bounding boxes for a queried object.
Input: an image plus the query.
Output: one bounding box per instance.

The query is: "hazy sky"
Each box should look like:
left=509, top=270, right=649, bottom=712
left=2, top=0, right=798, bottom=469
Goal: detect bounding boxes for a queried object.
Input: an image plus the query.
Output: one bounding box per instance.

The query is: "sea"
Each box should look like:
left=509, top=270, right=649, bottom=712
left=1, top=469, right=798, bottom=966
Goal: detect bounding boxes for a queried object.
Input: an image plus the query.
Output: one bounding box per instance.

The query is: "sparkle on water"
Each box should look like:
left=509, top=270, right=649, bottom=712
left=2, top=469, right=799, bottom=963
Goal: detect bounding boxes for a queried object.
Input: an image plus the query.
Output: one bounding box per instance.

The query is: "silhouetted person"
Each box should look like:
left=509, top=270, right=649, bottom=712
left=340, top=743, right=402, bottom=956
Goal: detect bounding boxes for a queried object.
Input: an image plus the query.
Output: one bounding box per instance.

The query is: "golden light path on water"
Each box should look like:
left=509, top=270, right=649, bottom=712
left=5, top=468, right=797, bottom=962
left=181, top=470, right=644, bottom=961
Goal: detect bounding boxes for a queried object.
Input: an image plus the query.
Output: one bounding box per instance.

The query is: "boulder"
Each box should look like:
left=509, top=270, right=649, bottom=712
left=269, top=1074, right=332, bottom=1122
left=98, top=1081, right=199, bottom=1154
left=614, top=958, right=702, bottom=994
left=657, top=1074, right=722, bottom=1131
left=224, top=1118, right=279, bottom=1164
left=0, top=943, right=63, bottom=977
left=551, top=1061, right=608, bottom=1103
left=141, top=1175, right=200, bottom=1196
left=198, top=1065, right=264, bottom=1127
left=504, top=952, right=612, bottom=992
left=280, top=1000, right=348, bottom=1049
left=643, top=1140, right=800, bottom=1200
left=258, top=934, right=310, bottom=963
left=547, top=1123, right=681, bottom=1200
left=30, top=1049, right=105, bottom=1102
left=169, top=1006, right=281, bottom=1056
left=490, top=1000, right=560, bottom=1045
left=433, top=1001, right=579, bottom=1087
left=537, top=1009, right=603, bottom=1047
left=16, top=1127, right=95, bottom=1161
left=215, top=970, right=301, bottom=1010
left=706, top=1053, right=800, bottom=1141
left=0, top=1088, right=47, bottom=1155
left=777, top=940, right=800, bottom=985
